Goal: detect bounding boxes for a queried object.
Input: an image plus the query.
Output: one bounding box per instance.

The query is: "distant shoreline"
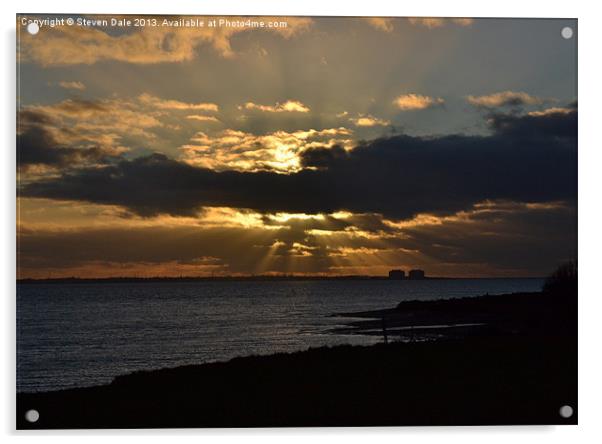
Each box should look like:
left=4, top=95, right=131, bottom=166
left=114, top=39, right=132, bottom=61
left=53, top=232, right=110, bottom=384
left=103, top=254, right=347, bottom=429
left=16, top=275, right=545, bottom=284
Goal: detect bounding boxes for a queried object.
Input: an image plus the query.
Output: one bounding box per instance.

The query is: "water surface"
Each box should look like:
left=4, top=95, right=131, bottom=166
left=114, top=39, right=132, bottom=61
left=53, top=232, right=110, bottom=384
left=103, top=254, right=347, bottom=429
left=17, top=278, right=543, bottom=392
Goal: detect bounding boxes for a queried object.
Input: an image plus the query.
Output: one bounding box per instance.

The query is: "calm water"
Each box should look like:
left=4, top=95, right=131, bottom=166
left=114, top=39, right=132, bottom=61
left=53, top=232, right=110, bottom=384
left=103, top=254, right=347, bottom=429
left=17, top=278, right=543, bottom=392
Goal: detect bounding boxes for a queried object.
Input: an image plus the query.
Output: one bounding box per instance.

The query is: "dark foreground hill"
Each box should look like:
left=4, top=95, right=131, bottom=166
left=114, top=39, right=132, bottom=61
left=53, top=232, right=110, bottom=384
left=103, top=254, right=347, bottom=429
left=17, top=291, right=577, bottom=429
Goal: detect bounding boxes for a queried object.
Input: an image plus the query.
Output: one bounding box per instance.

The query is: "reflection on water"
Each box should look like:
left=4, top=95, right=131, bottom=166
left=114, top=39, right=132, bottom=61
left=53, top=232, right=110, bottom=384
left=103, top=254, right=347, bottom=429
left=17, top=278, right=542, bottom=392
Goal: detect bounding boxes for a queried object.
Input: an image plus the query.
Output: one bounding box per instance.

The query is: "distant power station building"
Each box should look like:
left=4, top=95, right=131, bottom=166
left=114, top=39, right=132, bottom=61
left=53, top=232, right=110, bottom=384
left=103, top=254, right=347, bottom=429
left=388, top=269, right=405, bottom=280
left=408, top=269, right=425, bottom=280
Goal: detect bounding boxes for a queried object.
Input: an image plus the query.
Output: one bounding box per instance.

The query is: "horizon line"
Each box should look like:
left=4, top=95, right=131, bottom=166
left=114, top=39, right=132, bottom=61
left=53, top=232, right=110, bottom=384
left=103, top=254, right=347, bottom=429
left=16, top=274, right=547, bottom=283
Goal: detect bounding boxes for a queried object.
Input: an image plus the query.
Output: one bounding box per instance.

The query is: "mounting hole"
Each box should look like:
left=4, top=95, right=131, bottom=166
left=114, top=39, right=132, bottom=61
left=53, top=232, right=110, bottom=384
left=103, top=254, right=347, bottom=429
left=559, top=405, right=573, bottom=418
left=26, top=22, right=39, bottom=35
left=561, top=27, right=573, bottom=40
left=25, top=409, right=39, bottom=423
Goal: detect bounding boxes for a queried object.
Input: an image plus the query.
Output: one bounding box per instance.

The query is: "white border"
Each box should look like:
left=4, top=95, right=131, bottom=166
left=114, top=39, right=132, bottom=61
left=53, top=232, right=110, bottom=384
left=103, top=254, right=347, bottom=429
left=3, top=1, right=601, bottom=442
left=3, top=0, right=584, bottom=17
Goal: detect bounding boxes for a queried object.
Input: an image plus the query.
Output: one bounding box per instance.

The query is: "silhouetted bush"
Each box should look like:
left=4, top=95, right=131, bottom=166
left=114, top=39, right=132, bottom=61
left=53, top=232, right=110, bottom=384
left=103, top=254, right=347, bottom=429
left=543, top=261, right=577, bottom=294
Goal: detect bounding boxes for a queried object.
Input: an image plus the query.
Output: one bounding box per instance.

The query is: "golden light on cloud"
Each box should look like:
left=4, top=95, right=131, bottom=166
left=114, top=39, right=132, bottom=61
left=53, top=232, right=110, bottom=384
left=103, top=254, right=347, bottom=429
left=365, top=18, right=394, bottom=33
left=331, top=211, right=353, bottom=219
left=17, top=198, right=128, bottom=229
left=180, top=127, right=353, bottom=173
left=240, top=100, right=310, bottom=113
left=366, top=17, right=473, bottom=32
left=17, top=198, right=278, bottom=232
left=393, top=93, right=445, bottom=110
left=186, top=115, right=221, bottom=123
left=268, top=213, right=326, bottom=223
left=198, top=207, right=267, bottom=228
left=139, top=93, right=219, bottom=112
left=305, top=229, right=337, bottom=237
left=350, top=114, right=391, bottom=127
left=408, top=17, right=474, bottom=28
left=58, top=80, right=86, bottom=91
left=466, top=91, right=544, bottom=108
left=383, top=213, right=449, bottom=229
left=290, top=242, right=318, bottom=257
left=336, top=246, right=382, bottom=256
left=527, top=107, right=573, bottom=117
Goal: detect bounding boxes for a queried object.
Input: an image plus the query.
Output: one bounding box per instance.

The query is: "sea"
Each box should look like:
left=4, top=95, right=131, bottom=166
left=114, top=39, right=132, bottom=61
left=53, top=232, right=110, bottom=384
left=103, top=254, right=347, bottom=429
left=17, top=278, right=543, bottom=392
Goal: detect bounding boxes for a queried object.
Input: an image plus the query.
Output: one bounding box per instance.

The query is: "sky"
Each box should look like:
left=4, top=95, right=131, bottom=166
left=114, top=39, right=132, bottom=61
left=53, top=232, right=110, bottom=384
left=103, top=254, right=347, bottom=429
left=16, top=15, right=577, bottom=278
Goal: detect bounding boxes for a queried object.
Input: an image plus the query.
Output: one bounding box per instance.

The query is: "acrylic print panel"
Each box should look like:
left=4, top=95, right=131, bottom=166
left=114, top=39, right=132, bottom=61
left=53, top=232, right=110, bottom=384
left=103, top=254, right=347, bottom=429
left=16, top=14, right=577, bottom=429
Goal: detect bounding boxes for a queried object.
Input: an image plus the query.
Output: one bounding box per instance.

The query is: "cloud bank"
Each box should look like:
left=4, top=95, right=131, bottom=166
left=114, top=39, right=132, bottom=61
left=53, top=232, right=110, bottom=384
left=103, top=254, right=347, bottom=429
left=19, top=108, right=577, bottom=221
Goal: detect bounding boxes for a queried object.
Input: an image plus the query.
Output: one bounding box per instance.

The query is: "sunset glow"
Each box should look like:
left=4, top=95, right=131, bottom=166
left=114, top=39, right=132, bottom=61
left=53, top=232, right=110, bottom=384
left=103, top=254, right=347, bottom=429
left=17, top=16, right=577, bottom=279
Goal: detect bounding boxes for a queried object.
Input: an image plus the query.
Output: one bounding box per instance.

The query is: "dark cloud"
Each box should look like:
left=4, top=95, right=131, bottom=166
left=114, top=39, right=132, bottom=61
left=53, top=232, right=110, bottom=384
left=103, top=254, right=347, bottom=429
left=299, top=145, right=348, bottom=169
left=488, top=109, right=576, bottom=140
left=17, top=110, right=119, bottom=170
left=19, top=108, right=577, bottom=220
left=17, top=126, right=73, bottom=168
left=400, top=202, right=576, bottom=273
